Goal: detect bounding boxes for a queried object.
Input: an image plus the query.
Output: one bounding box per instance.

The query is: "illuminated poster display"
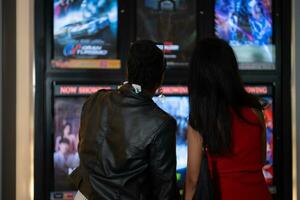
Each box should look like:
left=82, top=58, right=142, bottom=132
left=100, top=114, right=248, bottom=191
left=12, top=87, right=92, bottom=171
left=51, top=85, right=275, bottom=199
left=53, top=0, right=120, bottom=69
left=51, top=85, right=189, bottom=199
left=52, top=85, right=114, bottom=200
left=137, top=0, right=197, bottom=68
left=153, top=86, right=189, bottom=192
left=245, top=85, right=274, bottom=191
left=215, top=0, right=275, bottom=70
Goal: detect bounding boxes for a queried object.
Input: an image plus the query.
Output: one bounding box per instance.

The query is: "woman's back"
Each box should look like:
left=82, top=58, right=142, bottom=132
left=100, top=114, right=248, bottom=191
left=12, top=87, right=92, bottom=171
left=185, top=38, right=272, bottom=200
left=208, top=107, right=272, bottom=200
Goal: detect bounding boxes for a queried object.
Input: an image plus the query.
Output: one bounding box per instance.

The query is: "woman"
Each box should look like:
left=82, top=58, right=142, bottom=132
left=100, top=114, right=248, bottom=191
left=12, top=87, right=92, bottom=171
left=185, top=38, right=272, bottom=200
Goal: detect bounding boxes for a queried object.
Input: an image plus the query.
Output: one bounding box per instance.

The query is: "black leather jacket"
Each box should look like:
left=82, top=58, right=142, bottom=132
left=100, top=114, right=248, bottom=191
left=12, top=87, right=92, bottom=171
left=71, top=84, right=179, bottom=200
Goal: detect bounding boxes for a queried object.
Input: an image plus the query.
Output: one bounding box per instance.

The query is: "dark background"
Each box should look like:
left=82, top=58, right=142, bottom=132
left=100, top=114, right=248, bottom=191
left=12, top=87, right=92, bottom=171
left=1, top=0, right=16, bottom=199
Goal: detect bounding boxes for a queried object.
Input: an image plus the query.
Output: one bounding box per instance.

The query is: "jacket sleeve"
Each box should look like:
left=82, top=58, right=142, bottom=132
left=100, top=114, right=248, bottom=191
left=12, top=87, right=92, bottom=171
left=148, top=118, right=179, bottom=200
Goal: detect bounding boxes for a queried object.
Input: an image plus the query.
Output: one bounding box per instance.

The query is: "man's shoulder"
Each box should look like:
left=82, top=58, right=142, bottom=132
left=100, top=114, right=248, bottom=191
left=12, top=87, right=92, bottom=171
left=91, top=89, right=112, bottom=100
left=151, top=105, right=176, bottom=126
left=83, top=89, right=113, bottom=108
left=144, top=105, right=177, bottom=136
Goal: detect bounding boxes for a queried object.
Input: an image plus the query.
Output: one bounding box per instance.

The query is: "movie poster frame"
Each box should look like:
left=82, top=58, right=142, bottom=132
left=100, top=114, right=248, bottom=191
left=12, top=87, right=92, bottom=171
left=43, top=78, right=194, bottom=200
left=134, top=0, right=201, bottom=70
left=244, top=81, right=278, bottom=195
left=207, top=0, right=292, bottom=195
left=45, top=0, right=134, bottom=73
left=242, top=78, right=284, bottom=199
left=211, top=0, right=281, bottom=72
left=44, top=78, right=126, bottom=200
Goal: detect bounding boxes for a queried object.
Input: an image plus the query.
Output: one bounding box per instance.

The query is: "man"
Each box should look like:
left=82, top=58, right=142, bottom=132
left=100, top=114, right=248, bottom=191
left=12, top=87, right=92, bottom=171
left=71, top=40, right=178, bottom=200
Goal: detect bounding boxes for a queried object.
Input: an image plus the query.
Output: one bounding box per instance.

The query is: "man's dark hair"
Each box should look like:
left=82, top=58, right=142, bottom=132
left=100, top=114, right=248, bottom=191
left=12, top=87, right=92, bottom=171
left=127, top=40, right=166, bottom=90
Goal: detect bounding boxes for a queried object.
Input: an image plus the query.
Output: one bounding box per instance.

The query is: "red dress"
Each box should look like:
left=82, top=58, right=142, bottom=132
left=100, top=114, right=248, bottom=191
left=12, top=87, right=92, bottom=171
left=208, top=108, right=272, bottom=200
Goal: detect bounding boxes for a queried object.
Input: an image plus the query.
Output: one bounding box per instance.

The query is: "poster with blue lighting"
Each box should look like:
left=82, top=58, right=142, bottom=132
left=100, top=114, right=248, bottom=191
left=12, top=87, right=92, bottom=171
left=215, top=0, right=275, bottom=70
left=53, top=0, right=119, bottom=69
left=153, top=96, right=189, bottom=189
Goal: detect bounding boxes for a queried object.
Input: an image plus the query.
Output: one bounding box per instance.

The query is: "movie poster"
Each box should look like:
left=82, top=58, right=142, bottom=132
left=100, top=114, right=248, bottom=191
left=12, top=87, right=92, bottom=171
left=52, top=85, right=115, bottom=199
left=153, top=96, right=189, bottom=189
left=215, top=0, right=275, bottom=69
left=245, top=85, right=274, bottom=189
left=52, top=86, right=190, bottom=198
left=262, top=97, right=274, bottom=187
left=137, top=0, right=197, bottom=68
left=53, top=0, right=119, bottom=69
left=53, top=97, right=84, bottom=191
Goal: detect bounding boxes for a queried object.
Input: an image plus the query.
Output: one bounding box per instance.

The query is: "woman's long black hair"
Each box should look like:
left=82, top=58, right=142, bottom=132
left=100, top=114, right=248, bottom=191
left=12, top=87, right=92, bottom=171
left=188, top=38, right=263, bottom=156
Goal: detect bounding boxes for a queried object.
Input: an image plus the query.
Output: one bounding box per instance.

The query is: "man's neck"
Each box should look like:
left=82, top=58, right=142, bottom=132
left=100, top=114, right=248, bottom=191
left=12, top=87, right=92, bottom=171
left=143, top=88, right=156, bottom=97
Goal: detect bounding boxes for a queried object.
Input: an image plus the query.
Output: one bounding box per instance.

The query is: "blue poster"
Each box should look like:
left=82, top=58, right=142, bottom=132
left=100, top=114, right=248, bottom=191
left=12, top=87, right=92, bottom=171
left=215, top=0, right=275, bottom=69
left=53, top=0, right=118, bottom=59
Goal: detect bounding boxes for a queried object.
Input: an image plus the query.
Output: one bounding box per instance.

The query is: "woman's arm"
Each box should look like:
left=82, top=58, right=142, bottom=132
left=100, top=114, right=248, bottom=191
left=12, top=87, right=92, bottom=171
left=185, top=125, right=203, bottom=200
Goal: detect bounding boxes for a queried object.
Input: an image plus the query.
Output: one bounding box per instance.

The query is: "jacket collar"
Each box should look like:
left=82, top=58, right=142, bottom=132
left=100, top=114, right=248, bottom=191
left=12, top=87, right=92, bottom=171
left=118, top=83, right=153, bottom=101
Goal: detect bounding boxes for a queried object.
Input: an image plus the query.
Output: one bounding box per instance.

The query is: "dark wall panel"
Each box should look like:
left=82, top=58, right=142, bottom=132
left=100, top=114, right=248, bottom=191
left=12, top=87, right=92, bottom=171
left=1, top=0, right=16, bottom=199
left=0, top=0, right=2, bottom=196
